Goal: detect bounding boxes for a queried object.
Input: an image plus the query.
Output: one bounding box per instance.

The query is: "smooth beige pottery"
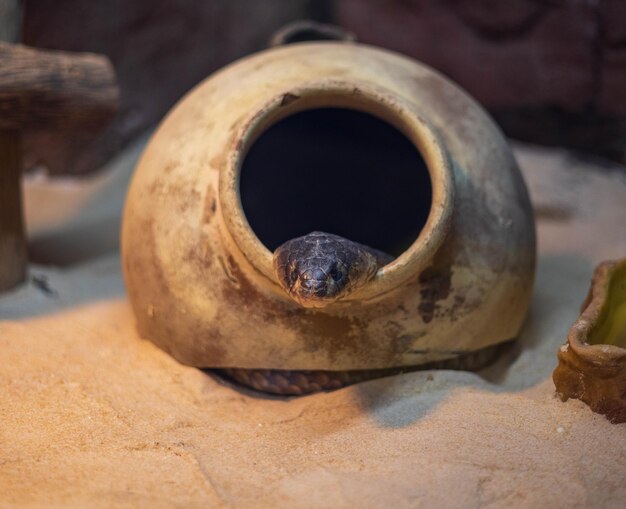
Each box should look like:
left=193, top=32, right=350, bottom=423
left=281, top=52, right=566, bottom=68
left=122, top=42, right=536, bottom=371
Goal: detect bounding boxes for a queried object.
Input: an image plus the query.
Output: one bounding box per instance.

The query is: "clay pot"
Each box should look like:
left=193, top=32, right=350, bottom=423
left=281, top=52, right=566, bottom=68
left=121, top=42, right=536, bottom=371
left=553, top=258, right=626, bottom=423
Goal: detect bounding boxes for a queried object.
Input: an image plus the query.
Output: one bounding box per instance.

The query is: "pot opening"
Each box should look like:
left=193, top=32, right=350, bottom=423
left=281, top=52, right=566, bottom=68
left=239, top=108, right=432, bottom=259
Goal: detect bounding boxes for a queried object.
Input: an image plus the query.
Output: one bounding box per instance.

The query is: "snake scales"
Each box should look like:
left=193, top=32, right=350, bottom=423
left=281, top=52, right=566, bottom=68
left=216, top=232, right=501, bottom=395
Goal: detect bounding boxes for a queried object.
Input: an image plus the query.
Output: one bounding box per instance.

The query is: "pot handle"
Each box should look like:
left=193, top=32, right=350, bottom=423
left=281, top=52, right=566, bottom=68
left=269, top=20, right=356, bottom=47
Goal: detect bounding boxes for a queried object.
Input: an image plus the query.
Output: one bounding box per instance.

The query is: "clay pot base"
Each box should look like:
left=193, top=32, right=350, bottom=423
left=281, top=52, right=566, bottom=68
left=553, top=258, right=626, bottom=423
left=216, top=342, right=506, bottom=396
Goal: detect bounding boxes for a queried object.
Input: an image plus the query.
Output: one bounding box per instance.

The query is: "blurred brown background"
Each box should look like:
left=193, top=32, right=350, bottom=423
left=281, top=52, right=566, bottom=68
left=17, top=0, right=626, bottom=175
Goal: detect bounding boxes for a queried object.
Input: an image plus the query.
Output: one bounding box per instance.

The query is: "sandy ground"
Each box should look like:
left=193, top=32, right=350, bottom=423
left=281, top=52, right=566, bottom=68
left=1, top=139, right=625, bottom=508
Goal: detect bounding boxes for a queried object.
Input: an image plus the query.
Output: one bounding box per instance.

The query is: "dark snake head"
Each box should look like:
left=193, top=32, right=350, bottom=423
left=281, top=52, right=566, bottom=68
left=273, top=232, right=382, bottom=308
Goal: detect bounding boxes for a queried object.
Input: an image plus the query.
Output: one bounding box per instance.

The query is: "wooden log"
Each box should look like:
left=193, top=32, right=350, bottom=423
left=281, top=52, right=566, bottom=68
left=0, top=130, right=26, bottom=291
left=0, top=0, right=26, bottom=291
left=0, top=37, right=118, bottom=290
left=0, top=42, right=119, bottom=131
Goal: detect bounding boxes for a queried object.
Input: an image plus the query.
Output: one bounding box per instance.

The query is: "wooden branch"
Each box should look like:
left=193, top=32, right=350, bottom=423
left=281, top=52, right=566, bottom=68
left=0, top=42, right=119, bottom=131
left=0, top=130, right=26, bottom=291
left=0, top=3, right=26, bottom=291
left=0, top=36, right=118, bottom=291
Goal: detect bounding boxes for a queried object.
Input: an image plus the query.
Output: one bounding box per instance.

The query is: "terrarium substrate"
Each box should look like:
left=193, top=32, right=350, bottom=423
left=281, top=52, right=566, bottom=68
left=1, top=139, right=625, bottom=508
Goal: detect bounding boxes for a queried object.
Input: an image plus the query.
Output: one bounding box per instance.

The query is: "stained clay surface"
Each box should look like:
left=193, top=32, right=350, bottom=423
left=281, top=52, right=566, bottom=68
left=1, top=141, right=624, bottom=507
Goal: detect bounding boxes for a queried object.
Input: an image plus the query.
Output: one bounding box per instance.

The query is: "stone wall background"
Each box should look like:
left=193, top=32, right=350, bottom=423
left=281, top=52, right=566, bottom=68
left=19, top=0, right=626, bottom=175
left=335, top=0, right=626, bottom=165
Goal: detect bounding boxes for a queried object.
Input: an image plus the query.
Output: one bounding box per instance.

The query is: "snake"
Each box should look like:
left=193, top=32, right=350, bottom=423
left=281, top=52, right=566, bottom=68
left=218, top=232, right=501, bottom=396
left=271, top=231, right=393, bottom=308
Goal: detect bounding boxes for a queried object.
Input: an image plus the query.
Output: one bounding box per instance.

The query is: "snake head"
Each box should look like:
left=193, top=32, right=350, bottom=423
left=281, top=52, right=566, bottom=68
left=284, top=259, right=349, bottom=308
left=272, top=232, right=380, bottom=308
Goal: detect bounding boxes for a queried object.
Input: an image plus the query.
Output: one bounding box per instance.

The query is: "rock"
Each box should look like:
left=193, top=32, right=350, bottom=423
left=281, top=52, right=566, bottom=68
left=336, top=0, right=626, bottom=162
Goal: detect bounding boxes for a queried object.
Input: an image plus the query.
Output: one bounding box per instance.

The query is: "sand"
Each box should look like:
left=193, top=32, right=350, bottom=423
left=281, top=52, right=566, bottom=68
left=1, top=140, right=625, bottom=508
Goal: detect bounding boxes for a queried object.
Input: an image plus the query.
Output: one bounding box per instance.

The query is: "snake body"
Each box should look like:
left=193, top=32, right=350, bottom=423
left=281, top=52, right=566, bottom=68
left=217, top=231, right=501, bottom=395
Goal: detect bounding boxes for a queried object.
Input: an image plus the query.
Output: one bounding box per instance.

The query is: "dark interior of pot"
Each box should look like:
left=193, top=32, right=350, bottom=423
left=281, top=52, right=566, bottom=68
left=239, top=108, right=432, bottom=257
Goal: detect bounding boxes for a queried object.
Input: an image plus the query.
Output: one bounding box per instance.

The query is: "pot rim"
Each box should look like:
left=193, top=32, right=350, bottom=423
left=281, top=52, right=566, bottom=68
left=219, top=78, right=455, bottom=302
left=566, top=257, right=626, bottom=362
